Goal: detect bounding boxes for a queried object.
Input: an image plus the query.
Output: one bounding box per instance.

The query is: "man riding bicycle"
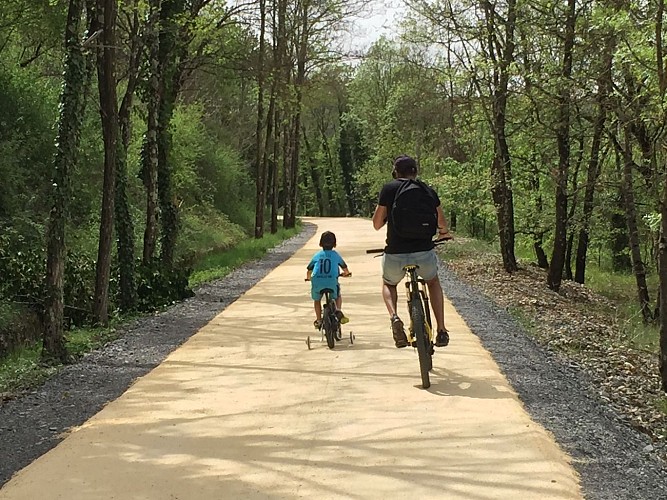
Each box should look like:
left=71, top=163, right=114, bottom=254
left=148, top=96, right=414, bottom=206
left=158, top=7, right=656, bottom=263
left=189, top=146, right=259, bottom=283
left=371, top=154, right=451, bottom=348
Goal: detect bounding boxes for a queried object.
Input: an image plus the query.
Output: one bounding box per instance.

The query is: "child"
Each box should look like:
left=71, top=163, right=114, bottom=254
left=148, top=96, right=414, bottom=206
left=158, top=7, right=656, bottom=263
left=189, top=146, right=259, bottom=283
left=306, top=231, right=351, bottom=329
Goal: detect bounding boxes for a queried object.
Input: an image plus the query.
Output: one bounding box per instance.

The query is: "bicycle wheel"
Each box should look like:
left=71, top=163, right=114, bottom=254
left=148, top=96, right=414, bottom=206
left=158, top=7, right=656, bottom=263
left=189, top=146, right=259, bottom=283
left=323, top=306, right=336, bottom=349
left=410, top=297, right=431, bottom=389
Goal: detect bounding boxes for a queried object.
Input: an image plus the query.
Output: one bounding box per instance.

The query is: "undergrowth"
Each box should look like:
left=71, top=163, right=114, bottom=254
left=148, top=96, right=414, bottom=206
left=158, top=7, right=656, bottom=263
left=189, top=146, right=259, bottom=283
left=0, top=226, right=300, bottom=397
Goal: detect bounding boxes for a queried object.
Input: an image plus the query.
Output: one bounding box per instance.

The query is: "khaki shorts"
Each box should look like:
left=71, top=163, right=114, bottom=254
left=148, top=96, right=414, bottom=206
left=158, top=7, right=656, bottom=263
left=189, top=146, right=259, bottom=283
left=382, top=250, right=438, bottom=286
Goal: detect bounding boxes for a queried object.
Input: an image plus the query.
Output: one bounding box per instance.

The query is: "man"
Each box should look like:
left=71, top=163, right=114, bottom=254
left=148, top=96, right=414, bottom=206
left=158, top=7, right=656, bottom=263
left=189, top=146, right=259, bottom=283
left=372, top=155, right=451, bottom=348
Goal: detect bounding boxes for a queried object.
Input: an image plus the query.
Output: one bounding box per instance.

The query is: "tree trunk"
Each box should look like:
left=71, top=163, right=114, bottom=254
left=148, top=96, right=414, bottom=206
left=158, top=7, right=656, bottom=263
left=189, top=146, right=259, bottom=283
left=564, top=232, right=574, bottom=280
left=621, top=128, right=653, bottom=322
left=302, top=127, right=323, bottom=215
left=483, top=0, right=518, bottom=273
left=564, top=136, right=583, bottom=281
left=281, top=116, right=291, bottom=227
left=547, top=0, right=575, bottom=292
left=274, top=0, right=287, bottom=232
left=142, top=0, right=161, bottom=264
left=270, top=104, right=281, bottom=233
left=43, top=0, right=88, bottom=363
left=288, top=114, right=300, bottom=227
left=659, top=177, right=667, bottom=391
left=529, top=167, right=548, bottom=268
left=254, top=0, right=267, bottom=238
left=114, top=0, right=141, bottom=311
left=534, top=237, right=549, bottom=269
left=262, top=78, right=276, bottom=224
left=575, top=30, right=614, bottom=283
left=284, top=0, right=308, bottom=229
left=338, top=108, right=359, bottom=216
left=92, top=0, right=118, bottom=326
left=157, top=0, right=187, bottom=268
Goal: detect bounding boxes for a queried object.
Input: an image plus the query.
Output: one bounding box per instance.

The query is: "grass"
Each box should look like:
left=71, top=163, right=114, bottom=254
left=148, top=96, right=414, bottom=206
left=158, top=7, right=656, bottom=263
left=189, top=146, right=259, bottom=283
left=0, top=225, right=301, bottom=396
left=66, top=324, right=126, bottom=358
left=189, top=226, right=299, bottom=286
left=0, top=322, right=128, bottom=396
left=0, top=344, right=55, bottom=396
left=446, top=236, right=661, bottom=352
left=440, top=236, right=498, bottom=260
left=585, top=266, right=659, bottom=351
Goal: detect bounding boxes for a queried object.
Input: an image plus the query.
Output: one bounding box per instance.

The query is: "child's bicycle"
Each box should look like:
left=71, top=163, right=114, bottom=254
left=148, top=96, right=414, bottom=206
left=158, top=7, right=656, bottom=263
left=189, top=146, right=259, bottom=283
left=366, top=238, right=450, bottom=388
left=305, top=275, right=353, bottom=350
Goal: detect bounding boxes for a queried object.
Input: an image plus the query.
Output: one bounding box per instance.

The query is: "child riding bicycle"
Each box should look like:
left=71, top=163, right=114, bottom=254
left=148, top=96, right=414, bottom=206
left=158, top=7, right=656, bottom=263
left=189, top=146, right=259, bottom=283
left=306, top=231, right=351, bottom=329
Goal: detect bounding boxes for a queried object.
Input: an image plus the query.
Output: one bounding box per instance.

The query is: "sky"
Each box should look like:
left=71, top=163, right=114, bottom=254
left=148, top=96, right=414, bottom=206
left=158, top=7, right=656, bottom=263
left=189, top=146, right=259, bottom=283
left=341, top=0, right=404, bottom=52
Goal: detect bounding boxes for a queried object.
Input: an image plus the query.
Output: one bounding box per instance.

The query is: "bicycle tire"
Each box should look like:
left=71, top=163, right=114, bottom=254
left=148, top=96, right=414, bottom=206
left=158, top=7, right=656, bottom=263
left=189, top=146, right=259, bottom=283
left=323, top=305, right=335, bottom=349
left=410, top=297, right=431, bottom=389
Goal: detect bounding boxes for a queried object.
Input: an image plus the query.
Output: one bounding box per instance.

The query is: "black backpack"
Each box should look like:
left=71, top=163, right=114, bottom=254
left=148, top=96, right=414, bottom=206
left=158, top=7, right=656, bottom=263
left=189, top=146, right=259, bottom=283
left=390, top=179, right=438, bottom=240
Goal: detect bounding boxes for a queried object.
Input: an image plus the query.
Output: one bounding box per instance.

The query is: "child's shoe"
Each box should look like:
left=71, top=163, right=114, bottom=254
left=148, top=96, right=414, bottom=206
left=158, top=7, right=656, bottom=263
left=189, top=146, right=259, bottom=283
left=336, top=310, right=349, bottom=324
left=314, top=319, right=322, bottom=329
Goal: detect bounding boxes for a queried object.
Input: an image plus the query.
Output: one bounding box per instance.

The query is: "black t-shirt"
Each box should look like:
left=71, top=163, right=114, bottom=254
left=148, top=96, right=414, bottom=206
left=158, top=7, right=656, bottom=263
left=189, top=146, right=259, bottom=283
left=378, top=178, right=441, bottom=254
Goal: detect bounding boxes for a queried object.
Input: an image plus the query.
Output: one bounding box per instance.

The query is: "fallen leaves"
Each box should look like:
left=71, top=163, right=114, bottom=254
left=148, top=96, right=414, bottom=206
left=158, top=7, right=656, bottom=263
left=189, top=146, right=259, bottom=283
left=447, top=254, right=667, bottom=459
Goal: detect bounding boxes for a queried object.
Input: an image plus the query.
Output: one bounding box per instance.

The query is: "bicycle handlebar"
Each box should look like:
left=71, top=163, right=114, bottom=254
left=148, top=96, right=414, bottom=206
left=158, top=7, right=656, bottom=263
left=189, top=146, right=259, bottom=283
left=305, top=273, right=352, bottom=281
left=366, top=236, right=452, bottom=254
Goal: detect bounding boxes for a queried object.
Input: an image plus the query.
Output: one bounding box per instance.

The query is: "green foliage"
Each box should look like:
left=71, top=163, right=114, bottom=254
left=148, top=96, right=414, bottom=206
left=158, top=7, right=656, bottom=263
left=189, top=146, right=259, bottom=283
left=0, top=343, right=53, bottom=395
left=190, top=226, right=299, bottom=286
left=65, top=326, right=121, bottom=358
left=429, top=157, right=496, bottom=239
left=177, top=206, right=247, bottom=260
left=170, top=104, right=256, bottom=231
left=135, top=259, right=194, bottom=311
left=0, top=301, right=42, bottom=358
left=0, top=65, right=58, bottom=217
left=0, top=224, right=99, bottom=327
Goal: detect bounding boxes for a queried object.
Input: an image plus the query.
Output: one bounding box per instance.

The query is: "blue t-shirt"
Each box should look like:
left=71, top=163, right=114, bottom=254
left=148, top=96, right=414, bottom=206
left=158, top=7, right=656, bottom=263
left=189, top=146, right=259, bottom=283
left=307, top=249, right=347, bottom=281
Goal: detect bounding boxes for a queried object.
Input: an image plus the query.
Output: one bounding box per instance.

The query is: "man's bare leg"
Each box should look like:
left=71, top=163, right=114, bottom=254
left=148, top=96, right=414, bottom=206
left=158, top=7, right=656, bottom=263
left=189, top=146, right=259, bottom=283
left=382, top=282, right=399, bottom=318
left=426, top=276, right=446, bottom=331
left=426, top=276, right=449, bottom=346
left=382, top=282, right=408, bottom=347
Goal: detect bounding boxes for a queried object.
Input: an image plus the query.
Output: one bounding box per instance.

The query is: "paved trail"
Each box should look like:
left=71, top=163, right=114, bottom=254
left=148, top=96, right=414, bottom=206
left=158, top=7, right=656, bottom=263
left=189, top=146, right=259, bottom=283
left=0, top=217, right=581, bottom=499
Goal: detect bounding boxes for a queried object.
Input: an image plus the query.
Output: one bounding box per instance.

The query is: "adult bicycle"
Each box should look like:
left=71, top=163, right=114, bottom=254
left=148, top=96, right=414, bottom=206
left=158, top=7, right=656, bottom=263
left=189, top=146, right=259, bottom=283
left=366, top=238, right=450, bottom=388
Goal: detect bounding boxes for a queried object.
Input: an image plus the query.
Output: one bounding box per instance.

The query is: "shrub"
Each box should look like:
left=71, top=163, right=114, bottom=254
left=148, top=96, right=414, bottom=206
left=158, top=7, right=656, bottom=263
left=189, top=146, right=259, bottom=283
left=135, top=259, right=195, bottom=312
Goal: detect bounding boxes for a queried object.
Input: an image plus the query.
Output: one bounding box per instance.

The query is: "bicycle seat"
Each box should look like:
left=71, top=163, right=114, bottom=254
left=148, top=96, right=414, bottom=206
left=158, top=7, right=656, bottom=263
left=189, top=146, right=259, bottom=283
left=403, top=264, right=419, bottom=271
left=318, top=288, right=335, bottom=295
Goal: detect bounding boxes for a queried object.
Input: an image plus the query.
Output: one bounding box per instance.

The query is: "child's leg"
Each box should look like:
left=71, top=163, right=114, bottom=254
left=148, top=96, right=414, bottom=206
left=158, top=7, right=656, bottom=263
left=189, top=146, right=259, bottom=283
left=314, top=300, right=322, bottom=320
left=334, top=287, right=349, bottom=323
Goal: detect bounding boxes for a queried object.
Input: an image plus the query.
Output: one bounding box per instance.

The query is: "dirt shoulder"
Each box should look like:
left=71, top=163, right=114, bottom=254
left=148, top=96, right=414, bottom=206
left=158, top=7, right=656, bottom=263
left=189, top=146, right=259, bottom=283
left=441, top=244, right=667, bottom=498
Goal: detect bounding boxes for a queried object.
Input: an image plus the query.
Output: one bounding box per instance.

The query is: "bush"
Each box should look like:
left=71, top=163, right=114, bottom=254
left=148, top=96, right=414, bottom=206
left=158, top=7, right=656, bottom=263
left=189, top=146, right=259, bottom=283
left=135, top=259, right=194, bottom=312
left=0, top=224, right=97, bottom=327
left=0, top=301, right=42, bottom=358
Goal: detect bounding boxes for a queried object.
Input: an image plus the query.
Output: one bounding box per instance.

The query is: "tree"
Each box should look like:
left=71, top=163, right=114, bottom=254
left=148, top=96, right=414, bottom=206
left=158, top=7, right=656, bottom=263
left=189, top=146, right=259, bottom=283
left=114, top=0, right=143, bottom=311
left=92, top=0, right=119, bottom=325
left=546, top=0, right=575, bottom=292
left=141, top=0, right=161, bottom=264
left=43, top=0, right=90, bottom=362
left=254, top=0, right=268, bottom=238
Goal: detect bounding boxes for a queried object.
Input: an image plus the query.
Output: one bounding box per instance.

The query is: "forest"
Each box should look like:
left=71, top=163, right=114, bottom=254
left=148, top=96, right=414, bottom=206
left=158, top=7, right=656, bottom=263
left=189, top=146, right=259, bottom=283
left=2, top=0, right=667, bottom=385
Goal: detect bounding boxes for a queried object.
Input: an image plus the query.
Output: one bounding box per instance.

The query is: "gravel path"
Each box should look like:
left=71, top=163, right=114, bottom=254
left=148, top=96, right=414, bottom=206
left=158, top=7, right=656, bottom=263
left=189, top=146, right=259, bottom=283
left=440, top=265, right=667, bottom=499
left=1, top=222, right=667, bottom=498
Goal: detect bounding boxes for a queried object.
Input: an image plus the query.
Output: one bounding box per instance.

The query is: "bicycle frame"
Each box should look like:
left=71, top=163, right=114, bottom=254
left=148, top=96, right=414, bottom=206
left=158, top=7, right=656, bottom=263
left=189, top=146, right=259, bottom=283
left=319, top=288, right=341, bottom=349
left=366, top=237, right=451, bottom=388
left=403, top=266, right=433, bottom=347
